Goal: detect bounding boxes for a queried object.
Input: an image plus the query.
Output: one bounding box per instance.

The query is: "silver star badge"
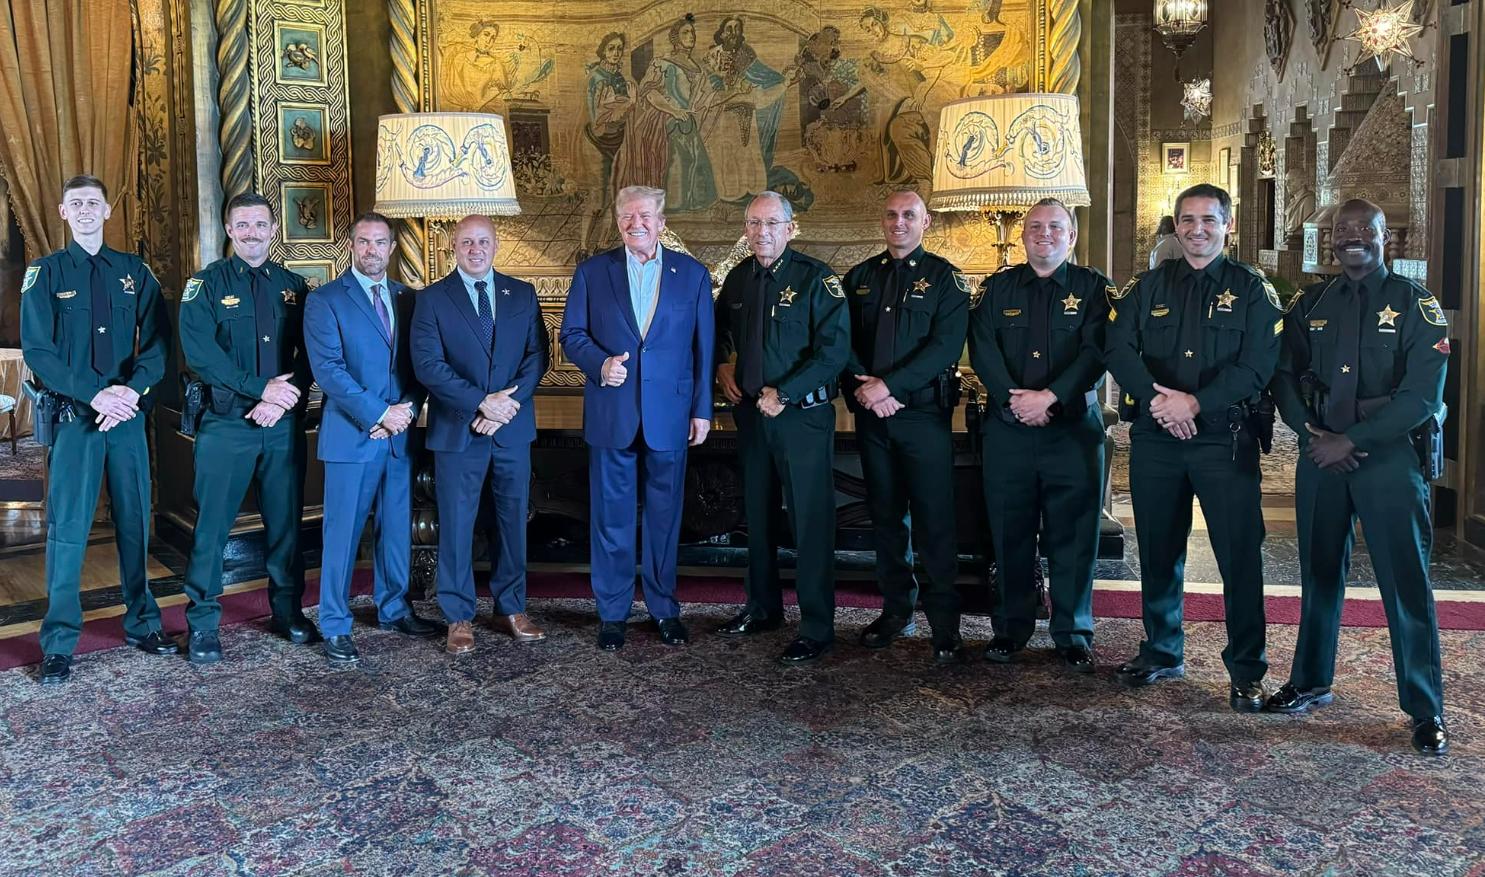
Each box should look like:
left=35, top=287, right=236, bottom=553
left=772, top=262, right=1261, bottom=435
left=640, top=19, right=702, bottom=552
left=97, top=326, right=106, bottom=334
left=262, top=335, right=270, bottom=343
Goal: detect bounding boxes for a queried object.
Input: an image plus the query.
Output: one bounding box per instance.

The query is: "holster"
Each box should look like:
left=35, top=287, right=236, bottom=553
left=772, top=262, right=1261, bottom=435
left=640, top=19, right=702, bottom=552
left=180, top=374, right=208, bottom=437
left=21, top=380, right=75, bottom=448
left=934, top=368, right=963, bottom=411
left=1412, top=404, right=1446, bottom=482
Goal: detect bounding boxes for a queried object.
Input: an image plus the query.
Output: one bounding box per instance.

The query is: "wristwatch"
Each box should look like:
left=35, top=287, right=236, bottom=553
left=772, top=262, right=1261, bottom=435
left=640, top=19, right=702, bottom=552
left=776, top=389, right=793, bottom=406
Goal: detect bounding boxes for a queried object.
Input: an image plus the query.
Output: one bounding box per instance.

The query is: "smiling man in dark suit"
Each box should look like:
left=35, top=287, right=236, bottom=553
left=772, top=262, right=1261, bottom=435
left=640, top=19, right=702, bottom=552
left=560, top=185, right=715, bottom=651
left=410, top=214, right=550, bottom=654
left=304, top=211, right=438, bottom=664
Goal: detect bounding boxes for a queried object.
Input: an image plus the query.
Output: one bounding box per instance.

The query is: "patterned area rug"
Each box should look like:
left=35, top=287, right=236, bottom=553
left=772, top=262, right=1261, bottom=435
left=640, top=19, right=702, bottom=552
left=2, top=599, right=1482, bottom=877
left=0, top=435, right=43, bottom=501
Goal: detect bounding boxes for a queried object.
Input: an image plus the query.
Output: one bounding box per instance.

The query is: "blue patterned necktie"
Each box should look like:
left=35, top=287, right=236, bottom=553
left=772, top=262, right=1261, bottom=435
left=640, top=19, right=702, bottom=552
left=475, top=280, right=494, bottom=349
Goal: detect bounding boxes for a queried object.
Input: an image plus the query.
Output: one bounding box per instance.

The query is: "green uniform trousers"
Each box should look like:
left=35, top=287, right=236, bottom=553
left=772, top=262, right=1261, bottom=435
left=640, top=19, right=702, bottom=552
left=857, top=408, right=960, bottom=632
left=39, top=414, right=160, bottom=655
left=982, top=405, right=1104, bottom=650
left=182, top=411, right=307, bottom=631
left=1129, top=430, right=1268, bottom=682
left=1292, top=438, right=1444, bottom=718
left=735, top=401, right=837, bottom=642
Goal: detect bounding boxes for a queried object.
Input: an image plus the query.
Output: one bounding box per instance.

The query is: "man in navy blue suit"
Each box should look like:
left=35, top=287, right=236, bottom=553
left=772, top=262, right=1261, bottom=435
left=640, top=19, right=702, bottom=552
left=304, top=212, right=439, bottom=664
left=410, top=215, right=550, bottom=654
left=559, top=186, right=716, bottom=651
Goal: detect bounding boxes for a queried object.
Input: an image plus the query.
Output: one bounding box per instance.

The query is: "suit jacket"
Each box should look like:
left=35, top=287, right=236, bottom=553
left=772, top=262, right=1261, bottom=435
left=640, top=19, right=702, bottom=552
left=559, top=246, right=715, bottom=451
left=410, top=268, right=548, bottom=452
left=304, top=270, right=425, bottom=463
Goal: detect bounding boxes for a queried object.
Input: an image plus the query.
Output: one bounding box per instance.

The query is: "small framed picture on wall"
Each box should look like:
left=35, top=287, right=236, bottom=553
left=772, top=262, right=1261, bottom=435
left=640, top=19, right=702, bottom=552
left=1217, top=147, right=1232, bottom=188
left=1162, top=142, right=1190, bottom=175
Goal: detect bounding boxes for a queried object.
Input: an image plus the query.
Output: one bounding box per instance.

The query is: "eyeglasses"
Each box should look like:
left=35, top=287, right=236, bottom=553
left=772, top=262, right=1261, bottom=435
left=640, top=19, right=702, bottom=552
left=744, top=219, right=790, bottom=231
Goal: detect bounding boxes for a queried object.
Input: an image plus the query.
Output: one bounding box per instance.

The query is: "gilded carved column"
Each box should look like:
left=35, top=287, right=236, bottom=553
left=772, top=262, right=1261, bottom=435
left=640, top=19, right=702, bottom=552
left=1047, top=0, right=1083, bottom=95
left=389, top=0, right=428, bottom=288
left=214, top=0, right=252, bottom=206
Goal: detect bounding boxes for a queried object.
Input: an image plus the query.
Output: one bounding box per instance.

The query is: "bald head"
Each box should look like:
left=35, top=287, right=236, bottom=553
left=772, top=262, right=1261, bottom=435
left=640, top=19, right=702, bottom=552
left=1332, top=199, right=1389, bottom=280
left=882, top=189, right=931, bottom=258
left=453, top=214, right=498, bottom=277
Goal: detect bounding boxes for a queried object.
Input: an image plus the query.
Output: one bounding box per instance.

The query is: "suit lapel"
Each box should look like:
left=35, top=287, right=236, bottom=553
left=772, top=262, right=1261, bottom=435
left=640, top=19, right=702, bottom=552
left=491, top=275, right=525, bottom=365
left=607, top=250, right=643, bottom=341
left=339, top=273, right=392, bottom=347
left=444, top=274, right=490, bottom=359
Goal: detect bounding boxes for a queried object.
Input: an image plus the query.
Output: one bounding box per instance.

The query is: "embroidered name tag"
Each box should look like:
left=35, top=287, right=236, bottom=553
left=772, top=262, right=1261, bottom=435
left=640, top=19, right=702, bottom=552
left=56, top=290, right=77, bottom=299
left=1002, top=309, right=1022, bottom=317
left=1151, top=307, right=1170, bottom=317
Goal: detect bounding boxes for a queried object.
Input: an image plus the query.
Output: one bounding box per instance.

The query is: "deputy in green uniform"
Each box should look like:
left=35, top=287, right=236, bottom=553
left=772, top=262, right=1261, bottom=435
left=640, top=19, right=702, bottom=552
left=715, top=191, right=850, bottom=666
left=21, top=174, right=175, bottom=684
left=1267, top=199, right=1450, bottom=756
left=178, top=192, right=315, bottom=664
left=840, top=189, right=969, bottom=663
left=1103, top=183, right=1281, bottom=711
left=969, top=198, right=1111, bottom=673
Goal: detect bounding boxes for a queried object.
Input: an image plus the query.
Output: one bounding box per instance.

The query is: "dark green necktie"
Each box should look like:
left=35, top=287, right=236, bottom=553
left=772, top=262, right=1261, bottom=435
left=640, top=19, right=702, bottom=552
left=1023, top=276, right=1053, bottom=390
left=1175, top=272, right=1205, bottom=391
left=252, top=268, right=279, bottom=377
left=89, top=255, right=113, bottom=375
left=1327, top=282, right=1363, bottom=432
left=740, top=268, right=767, bottom=397
left=871, top=261, right=904, bottom=374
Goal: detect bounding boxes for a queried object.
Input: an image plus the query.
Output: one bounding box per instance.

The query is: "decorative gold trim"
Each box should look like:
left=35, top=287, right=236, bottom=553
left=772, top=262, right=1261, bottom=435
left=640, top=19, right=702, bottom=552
left=389, top=0, right=428, bottom=287
left=1046, top=0, right=1083, bottom=95
left=214, top=0, right=252, bottom=206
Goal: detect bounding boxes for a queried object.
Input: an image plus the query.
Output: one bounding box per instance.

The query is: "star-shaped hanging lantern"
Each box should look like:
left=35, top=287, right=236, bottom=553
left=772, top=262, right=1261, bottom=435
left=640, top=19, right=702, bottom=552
left=1343, top=1, right=1425, bottom=70
left=1181, top=77, right=1212, bottom=123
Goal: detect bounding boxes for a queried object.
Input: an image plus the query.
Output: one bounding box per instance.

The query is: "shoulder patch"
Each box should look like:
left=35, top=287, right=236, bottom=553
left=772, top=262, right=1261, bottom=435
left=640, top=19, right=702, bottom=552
left=824, top=275, right=845, bottom=299
left=1262, top=280, right=1282, bottom=312
left=21, top=265, right=39, bottom=294
left=182, top=278, right=203, bottom=302
left=1111, top=277, right=1138, bottom=300
left=1418, top=295, right=1447, bottom=327
left=953, top=271, right=975, bottom=296
left=1282, top=285, right=1304, bottom=314
left=969, top=279, right=986, bottom=311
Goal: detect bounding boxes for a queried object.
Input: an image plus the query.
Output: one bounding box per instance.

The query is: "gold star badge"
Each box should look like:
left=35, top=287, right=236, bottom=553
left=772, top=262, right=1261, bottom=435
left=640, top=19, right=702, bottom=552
left=1215, top=290, right=1238, bottom=309
left=1377, top=304, right=1400, bottom=327
left=1341, top=365, right=1352, bottom=373
left=281, top=289, right=296, bottom=304
left=779, top=286, right=797, bottom=304
left=912, top=278, right=931, bottom=294
left=1032, top=350, right=1042, bottom=358
left=120, top=275, right=135, bottom=294
left=1184, top=350, right=1194, bottom=358
left=1062, top=293, right=1081, bottom=312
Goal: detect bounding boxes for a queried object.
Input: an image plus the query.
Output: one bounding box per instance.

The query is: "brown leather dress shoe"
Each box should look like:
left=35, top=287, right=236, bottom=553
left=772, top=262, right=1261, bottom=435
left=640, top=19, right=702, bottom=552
left=493, top=613, right=546, bottom=642
left=445, top=621, right=475, bottom=654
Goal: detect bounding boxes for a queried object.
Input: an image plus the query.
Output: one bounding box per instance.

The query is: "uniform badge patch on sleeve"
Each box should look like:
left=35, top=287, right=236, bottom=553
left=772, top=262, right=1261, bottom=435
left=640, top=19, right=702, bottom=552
left=1418, top=295, right=1448, bottom=327
left=969, top=280, right=987, bottom=311
left=824, top=275, right=845, bottom=299
left=1273, top=318, right=1284, bottom=336
left=1108, top=306, right=1118, bottom=323
left=1112, top=277, right=1137, bottom=300
left=1262, top=281, right=1283, bottom=312
left=21, top=266, right=38, bottom=294
left=953, top=271, right=975, bottom=295
left=1434, top=337, right=1451, bottom=355
left=182, top=278, right=203, bottom=302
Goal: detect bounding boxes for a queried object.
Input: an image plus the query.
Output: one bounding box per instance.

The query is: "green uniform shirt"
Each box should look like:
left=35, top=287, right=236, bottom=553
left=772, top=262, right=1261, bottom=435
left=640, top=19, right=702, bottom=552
left=20, top=241, right=172, bottom=404
left=841, top=245, right=970, bottom=401
left=1104, top=254, right=1282, bottom=436
left=968, top=260, right=1112, bottom=408
left=178, top=254, right=312, bottom=410
left=715, top=247, right=850, bottom=403
left=1274, top=265, right=1447, bottom=452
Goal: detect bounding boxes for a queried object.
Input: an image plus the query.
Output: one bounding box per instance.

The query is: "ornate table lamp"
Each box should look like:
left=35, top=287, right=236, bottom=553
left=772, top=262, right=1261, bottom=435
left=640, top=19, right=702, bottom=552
left=373, top=112, right=521, bottom=281
left=928, top=93, right=1091, bottom=267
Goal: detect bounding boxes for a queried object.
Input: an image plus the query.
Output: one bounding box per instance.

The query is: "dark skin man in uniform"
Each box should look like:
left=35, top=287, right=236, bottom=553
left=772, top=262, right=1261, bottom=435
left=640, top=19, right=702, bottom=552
left=178, top=192, right=315, bottom=664
left=1103, top=183, right=1281, bottom=712
left=1267, top=199, right=1450, bottom=756
left=715, top=191, right=851, bottom=666
left=22, top=174, right=176, bottom=684
left=969, top=198, right=1111, bottom=673
left=841, top=189, right=969, bottom=663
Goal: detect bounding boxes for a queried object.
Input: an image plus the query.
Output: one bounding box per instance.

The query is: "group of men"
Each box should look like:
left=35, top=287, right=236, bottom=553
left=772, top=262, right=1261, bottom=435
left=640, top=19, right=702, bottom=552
left=23, top=174, right=1449, bottom=756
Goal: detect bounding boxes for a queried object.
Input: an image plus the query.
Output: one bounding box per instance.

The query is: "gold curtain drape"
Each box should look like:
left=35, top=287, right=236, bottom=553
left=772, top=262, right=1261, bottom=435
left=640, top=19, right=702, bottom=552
left=0, top=0, right=139, bottom=260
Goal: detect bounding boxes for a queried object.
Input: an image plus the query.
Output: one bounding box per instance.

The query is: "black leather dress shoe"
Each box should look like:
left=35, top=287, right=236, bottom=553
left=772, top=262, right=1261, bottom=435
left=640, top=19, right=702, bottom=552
left=269, top=614, right=322, bottom=644
left=1264, top=683, right=1334, bottom=714
left=598, top=621, right=627, bottom=651
left=656, top=618, right=689, bottom=646
left=188, top=630, right=223, bottom=664
left=39, top=653, right=71, bottom=685
left=1116, top=657, right=1185, bottom=687
left=324, top=635, right=360, bottom=664
left=715, top=610, right=782, bottom=638
left=983, top=636, right=1024, bottom=664
left=779, top=636, right=832, bottom=666
left=379, top=612, right=440, bottom=638
left=932, top=634, right=965, bottom=665
left=1411, top=715, right=1449, bottom=756
left=1058, top=645, right=1095, bottom=674
left=1230, top=680, right=1268, bottom=713
left=860, top=613, right=916, bottom=649
left=125, top=631, right=180, bottom=656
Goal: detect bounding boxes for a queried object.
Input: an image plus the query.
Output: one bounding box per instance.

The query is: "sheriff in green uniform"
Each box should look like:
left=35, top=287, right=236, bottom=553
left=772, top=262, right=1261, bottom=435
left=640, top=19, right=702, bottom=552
left=714, top=191, right=850, bottom=666
left=21, top=174, right=175, bottom=684
left=1268, top=199, right=1450, bottom=756
left=1103, top=183, right=1281, bottom=711
left=969, top=198, right=1111, bottom=673
left=178, top=192, right=315, bottom=664
left=841, top=190, right=969, bottom=663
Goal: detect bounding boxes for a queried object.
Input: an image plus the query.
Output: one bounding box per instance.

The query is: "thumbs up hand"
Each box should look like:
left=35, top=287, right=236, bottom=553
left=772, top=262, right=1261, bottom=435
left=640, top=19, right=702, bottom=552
left=602, top=351, right=631, bottom=387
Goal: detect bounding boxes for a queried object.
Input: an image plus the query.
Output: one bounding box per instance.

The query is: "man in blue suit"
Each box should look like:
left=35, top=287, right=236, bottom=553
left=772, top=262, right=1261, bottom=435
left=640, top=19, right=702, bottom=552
left=410, top=214, right=550, bottom=654
left=560, top=185, right=715, bottom=651
left=304, top=212, right=439, bottom=664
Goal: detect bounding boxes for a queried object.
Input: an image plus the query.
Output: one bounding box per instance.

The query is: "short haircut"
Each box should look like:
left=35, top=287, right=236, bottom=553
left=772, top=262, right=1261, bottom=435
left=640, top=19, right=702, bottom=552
left=1026, top=197, right=1077, bottom=233
left=62, top=174, right=108, bottom=201
left=615, top=185, right=666, bottom=216
left=1173, top=184, right=1232, bottom=225
left=349, top=211, right=395, bottom=240
left=884, top=187, right=927, bottom=212
left=225, top=192, right=275, bottom=222
left=748, top=191, right=794, bottom=222
left=1156, top=215, right=1176, bottom=236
